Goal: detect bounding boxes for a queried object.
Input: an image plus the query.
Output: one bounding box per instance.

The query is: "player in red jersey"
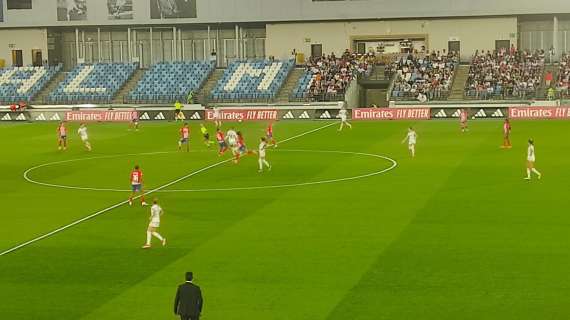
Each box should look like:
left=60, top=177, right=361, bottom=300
left=460, top=108, right=469, bottom=132
left=502, top=119, right=512, bottom=148
left=215, top=128, right=228, bottom=156
left=129, top=165, right=147, bottom=206
left=266, top=122, right=277, bottom=147
left=57, top=121, right=67, bottom=151
left=178, top=123, right=190, bottom=152
left=234, top=131, right=255, bottom=163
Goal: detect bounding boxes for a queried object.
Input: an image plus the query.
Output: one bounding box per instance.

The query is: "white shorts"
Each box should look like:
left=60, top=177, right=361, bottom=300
left=81, top=136, right=89, bottom=142
left=340, top=116, right=347, bottom=122
left=527, top=156, right=535, bottom=162
left=408, top=143, right=415, bottom=149
left=149, top=220, right=160, bottom=228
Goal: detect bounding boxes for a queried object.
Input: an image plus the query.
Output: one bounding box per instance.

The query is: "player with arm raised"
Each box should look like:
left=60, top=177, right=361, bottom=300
left=402, top=127, right=417, bottom=158
left=215, top=128, right=228, bottom=156
left=178, top=123, right=190, bottom=152
left=77, top=123, right=92, bottom=151
left=524, top=139, right=542, bottom=180
left=258, top=137, right=272, bottom=172
left=142, top=199, right=166, bottom=249
left=129, top=165, right=147, bottom=206
left=502, top=119, right=512, bottom=148
left=338, top=107, right=352, bottom=131
left=57, top=122, right=67, bottom=151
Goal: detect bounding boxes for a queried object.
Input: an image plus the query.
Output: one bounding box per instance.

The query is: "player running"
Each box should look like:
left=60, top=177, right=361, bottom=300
left=128, top=165, right=147, bottom=206
left=200, top=123, right=212, bottom=147
left=234, top=131, right=255, bottom=163
left=266, top=122, right=277, bottom=147
left=460, top=108, right=469, bottom=132
left=215, top=128, right=228, bottom=156
left=226, top=127, right=239, bottom=158
left=502, top=119, right=512, bottom=148
left=212, top=107, right=222, bottom=128
left=57, top=121, right=67, bottom=151
left=142, top=198, right=166, bottom=249
left=129, top=114, right=139, bottom=131
left=178, top=122, right=190, bottom=152
left=77, top=122, right=92, bottom=151
left=338, top=107, right=352, bottom=131
left=524, top=139, right=542, bottom=180
left=402, top=127, right=417, bottom=158
left=258, top=137, right=272, bottom=172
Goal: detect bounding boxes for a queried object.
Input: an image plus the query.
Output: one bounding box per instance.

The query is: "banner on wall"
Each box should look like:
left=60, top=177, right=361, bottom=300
left=150, top=0, right=196, bottom=19
left=352, top=108, right=431, bottom=120
left=57, top=0, right=87, bottom=21
left=108, top=0, right=133, bottom=20
left=64, top=110, right=138, bottom=122
left=205, top=109, right=278, bottom=122
left=508, top=106, right=570, bottom=119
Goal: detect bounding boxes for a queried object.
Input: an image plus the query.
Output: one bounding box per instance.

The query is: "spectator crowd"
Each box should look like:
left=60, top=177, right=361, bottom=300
left=390, top=50, right=458, bottom=102
left=303, top=50, right=374, bottom=100
left=465, top=48, right=545, bottom=99
left=555, top=53, right=570, bottom=98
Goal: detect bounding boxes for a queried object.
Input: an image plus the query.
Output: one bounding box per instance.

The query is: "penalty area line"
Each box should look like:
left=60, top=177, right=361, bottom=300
left=1, top=122, right=335, bottom=257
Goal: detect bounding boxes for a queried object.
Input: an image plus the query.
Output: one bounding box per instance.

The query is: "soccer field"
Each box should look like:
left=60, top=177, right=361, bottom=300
left=1, top=119, right=569, bottom=319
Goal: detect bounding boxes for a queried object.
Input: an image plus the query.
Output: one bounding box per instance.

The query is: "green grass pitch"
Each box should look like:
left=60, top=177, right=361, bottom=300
left=0, top=119, right=569, bottom=319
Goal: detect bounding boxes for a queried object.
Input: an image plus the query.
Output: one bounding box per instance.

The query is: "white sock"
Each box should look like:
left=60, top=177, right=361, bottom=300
left=532, top=168, right=541, bottom=176
left=258, top=159, right=263, bottom=170
left=346, top=122, right=352, bottom=128
left=527, top=168, right=531, bottom=178
left=263, top=160, right=270, bottom=168
left=146, top=231, right=152, bottom=245
left=152, top=232, right=164, bottom=241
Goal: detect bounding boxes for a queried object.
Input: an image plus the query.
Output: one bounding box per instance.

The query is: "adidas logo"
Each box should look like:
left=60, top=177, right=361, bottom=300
left=491, top=109, right=504, bottom=117
left=474, top=109, right=487, bottom=118
left=434, top=109, right=447, bottom=118
left=35, top=113, right=47, bottom=121
left=282, top=111, right=294, bottom=119
left=154, top=112, right=165, bottom=120
left=451, top=109, right=462, bottom=118
left=16, top=113, right=27, bottom=121
left=50, top=113, right=61, bottom=121
left=190, top=112, right=201, bottom=120
left=1, top=113, right=11, bottom=121
left=319, top=111, right=331, bottom=119
left=177, top=112, right=186, bottom=120
left=299, top=111, right=310, bottom=119
left=139, top=112, right=150, bottom=120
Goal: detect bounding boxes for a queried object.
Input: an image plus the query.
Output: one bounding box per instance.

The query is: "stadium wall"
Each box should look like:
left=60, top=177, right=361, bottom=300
left=266, top=17, right=517, bottom=61
left=0, top=29, right=48, bottom=66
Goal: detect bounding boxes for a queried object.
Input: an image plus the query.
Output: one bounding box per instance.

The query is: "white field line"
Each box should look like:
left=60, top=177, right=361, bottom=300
left=1, top=122, right=336, bottom=257
left=24, top=149, right=397, bottom=193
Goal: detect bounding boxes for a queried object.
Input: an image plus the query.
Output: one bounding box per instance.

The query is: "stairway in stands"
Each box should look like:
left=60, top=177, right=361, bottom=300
left=275, top=68, right=305, bottom=103
left=448, top=64, right=470, bottom=100
left=112, top=69, right=146, bottom=104
left=31, top=71, right=66, bottom=105
left=196, top=69, right=224, bottom=106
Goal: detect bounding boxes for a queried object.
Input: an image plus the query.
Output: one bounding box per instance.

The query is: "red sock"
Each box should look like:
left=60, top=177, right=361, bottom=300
left=140, top=196, right=145, bottom=203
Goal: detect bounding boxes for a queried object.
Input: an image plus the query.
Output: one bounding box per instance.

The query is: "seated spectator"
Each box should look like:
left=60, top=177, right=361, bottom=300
left=465, top=48, right=545, bottom=100
left=390, top=50, right=458, bottom=101
left=556, top=52, right=570, bottom=98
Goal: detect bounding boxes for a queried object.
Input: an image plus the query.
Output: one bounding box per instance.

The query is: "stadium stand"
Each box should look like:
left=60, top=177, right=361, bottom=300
left=0, top=65, right=62, bottom=105
left=555, top=53, right=570, bottom=98
left=464, top=49, right=545, bottom=100
left=210, top=59, right=294, bottom=102
left=48, top=63, right=137, bottom=104
left=292, top=51, right=373, bottom=101
left=127, top=61, right=215, bottom=104
left=390, top=51, right=458, bottom=102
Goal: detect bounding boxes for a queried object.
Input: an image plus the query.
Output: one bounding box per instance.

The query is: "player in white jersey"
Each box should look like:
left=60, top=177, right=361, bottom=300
left=402, top=127, right=417, bottom=158
left=258, top=137, right=272, bottom=172
left=337, top=108, right=352, bottom=131
left=77, top=123, right=92, bottom=151
left=226, top=127, right=238, bottom=155
left=142, top=199, right=167, bottom=249
left=213, top=107, right=222, bottom=128
left=525, top=139, right=542, bottom=180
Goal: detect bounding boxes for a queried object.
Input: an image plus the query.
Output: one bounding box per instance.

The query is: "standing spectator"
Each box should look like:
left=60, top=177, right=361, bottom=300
left=545, top=71, right=553, bottom=87
left=174, top=272, right=203, bottom=320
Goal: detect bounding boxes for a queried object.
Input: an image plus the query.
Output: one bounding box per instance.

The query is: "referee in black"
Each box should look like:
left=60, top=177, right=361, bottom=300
left=174, top=272, right=203, bottom=320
